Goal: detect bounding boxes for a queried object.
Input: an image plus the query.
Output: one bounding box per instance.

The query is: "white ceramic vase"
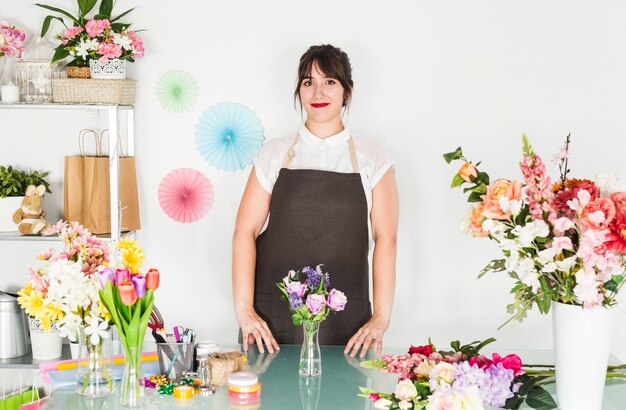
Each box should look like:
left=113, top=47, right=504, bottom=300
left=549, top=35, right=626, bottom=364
left=29, top=317, right=62, bottom=360
left=0, top=196, right=23, bottom=232
left=552, top=301, right=615, bottom=410
left=89, top=58, right=127, bottom=80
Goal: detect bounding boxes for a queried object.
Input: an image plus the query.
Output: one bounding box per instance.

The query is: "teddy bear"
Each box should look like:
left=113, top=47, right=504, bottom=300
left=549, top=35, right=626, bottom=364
left=12, top=184, right=51, bottom=235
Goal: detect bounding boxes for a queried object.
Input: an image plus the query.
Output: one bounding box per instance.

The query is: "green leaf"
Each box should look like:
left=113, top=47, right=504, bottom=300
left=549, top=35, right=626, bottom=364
left=522, top=134, right=535, bottom=157
left=467, top=191, right=483, bottom=203
left=112, top=7, right=137, bottom=23
left=451, top=173, right=465, bottom=188
left=604, top=279, right=618, bottom=293
left=98, top=0, right=114, bottom=18
left=34, top=4, right=80, bottom=25
left=463, top=183, right=487, bottom=194
left=360, top=359, right=387, bottom=370
left=111, top=22, right=131, bottom=32
left=478, top=171, right=490, bottom=185
left=41, top=15, right=66, bottom=37
left=526, top=386, right=557, bottom=409
left=77, top=0, right=97, bottom=17
left=51, top=47, right=70, bottom=64
left=443, top=147, right=463, bottom=164
left=613, top=275, right=624, bottom=285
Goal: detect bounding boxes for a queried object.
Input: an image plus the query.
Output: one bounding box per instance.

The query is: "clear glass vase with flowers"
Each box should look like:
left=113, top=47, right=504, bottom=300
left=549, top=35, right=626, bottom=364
left=276, top=265, right=348, bottom=377
left=97, top=238, right=160, bottom=408
left=17, top=220, right=114, bottom=395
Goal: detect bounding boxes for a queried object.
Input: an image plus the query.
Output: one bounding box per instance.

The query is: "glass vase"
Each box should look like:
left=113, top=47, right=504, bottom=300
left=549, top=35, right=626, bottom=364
left=299, top=321, right=321, bottom=377
left=121, top=346, right=143, bottom=407
left=75, top=327, right=113, bottom=397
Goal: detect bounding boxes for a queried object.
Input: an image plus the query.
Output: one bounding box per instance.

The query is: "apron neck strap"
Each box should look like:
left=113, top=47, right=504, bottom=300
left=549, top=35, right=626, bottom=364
left=281, top=134, right=360, bottom=173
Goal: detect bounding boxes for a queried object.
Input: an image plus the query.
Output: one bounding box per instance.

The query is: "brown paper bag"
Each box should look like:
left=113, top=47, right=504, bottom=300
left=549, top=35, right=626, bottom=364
left=63, top=129, right=141, bottom=234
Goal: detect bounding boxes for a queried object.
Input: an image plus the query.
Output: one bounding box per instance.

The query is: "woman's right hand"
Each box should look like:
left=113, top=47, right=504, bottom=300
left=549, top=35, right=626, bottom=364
left=237, top=306, right=280, bottom=353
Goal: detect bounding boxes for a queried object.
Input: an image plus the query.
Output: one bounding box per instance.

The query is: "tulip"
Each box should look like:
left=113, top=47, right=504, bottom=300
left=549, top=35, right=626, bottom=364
left=115, top=268, right=131, bottom=285
left=118, top=282, right=138, bottom=306
left=97, top=268, right=114, bottom=288
left=131, top=274, right=146, bottom=299
left=146, top=268, right=160, bottom=290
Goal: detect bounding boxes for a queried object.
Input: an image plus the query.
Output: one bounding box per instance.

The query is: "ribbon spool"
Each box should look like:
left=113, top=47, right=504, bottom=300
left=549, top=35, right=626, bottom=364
left=173, top=385, right=195, bottom=399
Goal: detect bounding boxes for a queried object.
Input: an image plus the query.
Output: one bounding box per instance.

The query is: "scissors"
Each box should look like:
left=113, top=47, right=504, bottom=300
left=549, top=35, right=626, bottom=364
left=149, top=305, right=164, bottom=332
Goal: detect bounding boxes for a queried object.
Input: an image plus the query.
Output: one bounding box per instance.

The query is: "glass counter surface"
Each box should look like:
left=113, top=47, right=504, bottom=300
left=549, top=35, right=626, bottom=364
left=47, top=345, right=625, bottom=409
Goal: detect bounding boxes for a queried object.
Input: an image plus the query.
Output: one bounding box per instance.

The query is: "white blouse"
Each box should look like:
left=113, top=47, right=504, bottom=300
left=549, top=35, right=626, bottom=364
left=254, top=125, right=394, bottom=246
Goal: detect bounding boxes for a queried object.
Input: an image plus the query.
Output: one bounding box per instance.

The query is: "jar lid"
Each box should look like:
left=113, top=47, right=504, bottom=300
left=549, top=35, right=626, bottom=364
left=196, top=341, right=220, bottom=356
left=228, top=371, right=258, bottom=387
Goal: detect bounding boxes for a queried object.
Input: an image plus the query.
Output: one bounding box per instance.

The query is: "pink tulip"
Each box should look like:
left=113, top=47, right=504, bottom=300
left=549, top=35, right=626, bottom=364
left=115, top=268, right=130, bottom=285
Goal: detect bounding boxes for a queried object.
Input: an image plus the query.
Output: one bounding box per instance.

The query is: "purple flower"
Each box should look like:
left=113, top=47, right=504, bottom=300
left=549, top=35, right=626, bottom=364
left=96, top=267, right=114, bottom=288
left=451, top=362, right=515, bottom=408
left=304, top=265, right=330, bottom=290
left=115, top=268, right=130, bottom=285
left=288, top=293, right=304, bottom=311
left=327, top=289, right=347, bottom=311
left=306, top=294, right=326, bottom=315
left=131, top=274, right=146, bottom=299
left=286, top=282, right=307, bottom=298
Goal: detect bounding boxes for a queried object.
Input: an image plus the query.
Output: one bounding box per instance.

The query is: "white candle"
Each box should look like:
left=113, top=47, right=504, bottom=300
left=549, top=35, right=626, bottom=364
left=1, top=81, right=20, bottom=103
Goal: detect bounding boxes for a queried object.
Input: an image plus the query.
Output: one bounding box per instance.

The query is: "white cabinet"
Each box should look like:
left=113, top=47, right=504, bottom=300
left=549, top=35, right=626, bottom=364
left=0, top=103, right=135, bottom=244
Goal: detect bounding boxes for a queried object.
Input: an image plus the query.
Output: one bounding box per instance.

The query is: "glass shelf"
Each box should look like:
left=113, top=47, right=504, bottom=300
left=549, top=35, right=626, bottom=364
left=0, top=102, right=133, bottom=110
left=0, top=231, right=135, bottom=242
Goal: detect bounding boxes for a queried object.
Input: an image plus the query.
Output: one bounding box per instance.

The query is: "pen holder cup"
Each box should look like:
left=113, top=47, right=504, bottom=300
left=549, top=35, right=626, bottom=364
left=156, top=342, right=194, bottom=380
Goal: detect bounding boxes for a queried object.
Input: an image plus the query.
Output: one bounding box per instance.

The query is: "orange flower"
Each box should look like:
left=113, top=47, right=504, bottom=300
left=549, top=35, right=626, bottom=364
left=118, top=282, right=138, bottom=306
left=470, top=204, right=489, bottom=237
left=146, top=268, right=160, bottom=291
left=458, top=162, right=478, bottom=183
left=481, top=179, right=522, bottom=220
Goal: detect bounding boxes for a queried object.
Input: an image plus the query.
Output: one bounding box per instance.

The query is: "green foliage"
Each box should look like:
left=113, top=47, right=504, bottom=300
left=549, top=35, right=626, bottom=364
left=438, top=337, right=496, bottom=358
left=0, top=166, right=51, bottom=198
left=443, top=147, right=463, bottom=164
left=504, top=374, right=557, bottom=409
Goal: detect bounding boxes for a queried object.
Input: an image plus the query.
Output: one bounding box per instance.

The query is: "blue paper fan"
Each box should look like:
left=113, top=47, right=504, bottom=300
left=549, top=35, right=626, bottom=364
left=194, top=102, right=265, bottom=171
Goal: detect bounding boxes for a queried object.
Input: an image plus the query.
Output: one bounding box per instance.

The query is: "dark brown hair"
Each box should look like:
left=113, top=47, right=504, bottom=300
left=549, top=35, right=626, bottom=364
left=294, top=44, right=354, bottom=110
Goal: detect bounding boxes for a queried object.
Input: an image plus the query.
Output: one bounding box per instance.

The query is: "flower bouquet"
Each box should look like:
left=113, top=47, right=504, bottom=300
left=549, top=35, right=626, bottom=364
left=358, top=338, right=556, bottom=410
left=97, top=238, right=160, bottom=408
left=0, top=19, right=26, bottom=58
left=17, top=220, right=113, bottom=394
left=444, top=135, right=626, bottom=407
left=35, top=0, right=143, bottom=75
left=276, top=265, right=347, bottom=376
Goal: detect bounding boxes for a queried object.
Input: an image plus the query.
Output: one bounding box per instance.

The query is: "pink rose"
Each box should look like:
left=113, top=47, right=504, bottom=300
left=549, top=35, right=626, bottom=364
left=286, top=282, right=307, bottom=298
left=62, top=26, right=84, bottom=40
left=469, top=353, right=524, bottom=376
left=306, top=294, right=326, bottom=315
left=85, top=19, right=111, bottom=38
left=469, top=203, right=488, bottom=237
left=481, top=179, right=522, bottom=220
left=327, top=288, right=347, bottom=311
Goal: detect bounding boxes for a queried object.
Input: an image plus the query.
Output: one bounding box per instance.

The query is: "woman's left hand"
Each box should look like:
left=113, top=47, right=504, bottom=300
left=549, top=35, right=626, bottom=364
left=344, top=314, right=389, bottom=358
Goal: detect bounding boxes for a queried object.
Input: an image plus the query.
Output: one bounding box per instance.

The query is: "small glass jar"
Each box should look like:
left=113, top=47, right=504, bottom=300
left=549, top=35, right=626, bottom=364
left=228, top=371, right=261, bottom=405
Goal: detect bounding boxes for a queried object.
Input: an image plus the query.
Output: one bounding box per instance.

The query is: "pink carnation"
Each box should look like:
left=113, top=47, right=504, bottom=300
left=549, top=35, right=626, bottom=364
left=62, top=26, right=84, bottom=40
left=581, top=197, right=616, bottom=230
left=0, top=20, right=26, bottom=58
left=97, top=42, right=122, bottom=65
left=85, top=19, right=111, bottom=38
left=127, top=31, right=144, bottom=58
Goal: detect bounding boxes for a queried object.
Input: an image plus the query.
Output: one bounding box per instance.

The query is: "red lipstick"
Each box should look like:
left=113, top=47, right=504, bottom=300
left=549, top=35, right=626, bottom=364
left=311, top=103, right=329, bottom=108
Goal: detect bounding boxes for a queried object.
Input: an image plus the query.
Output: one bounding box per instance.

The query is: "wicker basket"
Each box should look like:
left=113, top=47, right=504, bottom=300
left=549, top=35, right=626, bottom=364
left=51, top=78, right=136, bottom=104
left=66, top=66, right=91, bottom=79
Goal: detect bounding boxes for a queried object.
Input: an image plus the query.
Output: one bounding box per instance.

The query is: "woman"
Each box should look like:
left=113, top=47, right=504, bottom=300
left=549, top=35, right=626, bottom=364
left=232, top=44, right=398, bottom=358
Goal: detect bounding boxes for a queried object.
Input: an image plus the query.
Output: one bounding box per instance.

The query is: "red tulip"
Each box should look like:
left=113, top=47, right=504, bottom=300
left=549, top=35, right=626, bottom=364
left=118, top=282, right=138, bottom=306
left=146, top=268, right=160, bottom=291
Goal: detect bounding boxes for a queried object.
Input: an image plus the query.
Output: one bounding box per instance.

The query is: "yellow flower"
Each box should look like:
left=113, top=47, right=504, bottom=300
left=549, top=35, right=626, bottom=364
left=44, top=303, right=64, bottom=322
left=17, top=284, right=46, bottom=319
left=117, top=238, right=144, bottom=274
left=99, top=301, right=111, bottom=322
left=40, top=316, right=52, bottom=332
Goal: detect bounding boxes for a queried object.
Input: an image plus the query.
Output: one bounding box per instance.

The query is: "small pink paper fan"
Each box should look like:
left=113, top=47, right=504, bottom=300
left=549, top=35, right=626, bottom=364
left=158, top=168, right=215, bottom=223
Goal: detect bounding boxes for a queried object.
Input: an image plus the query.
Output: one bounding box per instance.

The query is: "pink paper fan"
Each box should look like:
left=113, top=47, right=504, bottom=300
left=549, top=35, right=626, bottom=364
left=158, top=168, right=215, bottom=223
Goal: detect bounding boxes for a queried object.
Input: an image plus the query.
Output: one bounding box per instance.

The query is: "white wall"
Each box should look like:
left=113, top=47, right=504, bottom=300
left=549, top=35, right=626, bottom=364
left=1, top=0, right=625, bottom=360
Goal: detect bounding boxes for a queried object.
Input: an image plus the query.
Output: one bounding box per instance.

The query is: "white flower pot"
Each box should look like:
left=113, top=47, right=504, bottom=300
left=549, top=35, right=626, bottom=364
left=89, top=58, right=127, bottom=80
left=552, top=301, right=615, bottom=410
left=0, top=196, right=23, bottom=232
left=29, top=317, right=62, bottom=360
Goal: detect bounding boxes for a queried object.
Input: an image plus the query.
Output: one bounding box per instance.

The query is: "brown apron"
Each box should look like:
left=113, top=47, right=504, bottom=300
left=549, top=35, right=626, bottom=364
left=253, top=135, right=371, bottom=345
